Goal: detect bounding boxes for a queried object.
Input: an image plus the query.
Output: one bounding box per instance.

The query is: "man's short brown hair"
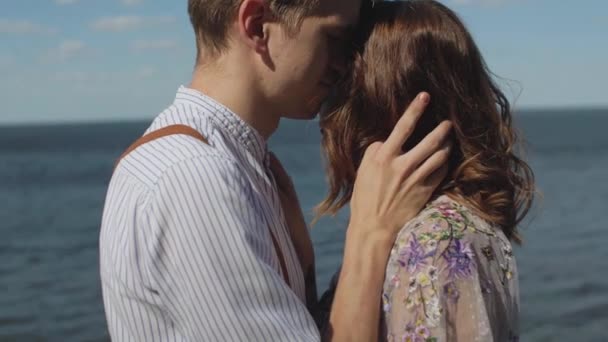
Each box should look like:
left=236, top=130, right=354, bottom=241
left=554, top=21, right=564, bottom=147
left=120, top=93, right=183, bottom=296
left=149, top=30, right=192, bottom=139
left=188, top=0, right=321, bottom=60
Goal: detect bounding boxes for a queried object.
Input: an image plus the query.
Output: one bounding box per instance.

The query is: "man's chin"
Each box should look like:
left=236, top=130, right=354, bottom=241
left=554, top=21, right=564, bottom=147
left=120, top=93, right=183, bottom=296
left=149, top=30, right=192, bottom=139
left=282, top=101, right=324, bottom=121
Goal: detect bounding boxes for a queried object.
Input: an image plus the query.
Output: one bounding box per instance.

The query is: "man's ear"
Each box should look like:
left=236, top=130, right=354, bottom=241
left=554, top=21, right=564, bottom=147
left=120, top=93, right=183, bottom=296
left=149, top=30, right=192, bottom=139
left=237, top=0, right=271, bottom=54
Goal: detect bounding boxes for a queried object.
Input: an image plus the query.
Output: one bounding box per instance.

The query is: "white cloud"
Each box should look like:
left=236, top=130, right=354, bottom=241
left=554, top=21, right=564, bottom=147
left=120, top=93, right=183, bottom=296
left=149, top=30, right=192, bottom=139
left=42, top=40, right=86, bottom=63
left=0, top=19, right=57, bottom=35
left=90, top=15, right=175, bottom=32
left=131, top=39, right=178, bottom=51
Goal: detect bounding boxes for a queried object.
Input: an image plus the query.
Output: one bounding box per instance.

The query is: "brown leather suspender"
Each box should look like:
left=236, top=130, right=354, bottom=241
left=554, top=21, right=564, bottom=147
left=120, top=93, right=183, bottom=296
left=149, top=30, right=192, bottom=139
left=115, top=124, right=292, bottom=288
left=115, top=124, right=208, bottom=167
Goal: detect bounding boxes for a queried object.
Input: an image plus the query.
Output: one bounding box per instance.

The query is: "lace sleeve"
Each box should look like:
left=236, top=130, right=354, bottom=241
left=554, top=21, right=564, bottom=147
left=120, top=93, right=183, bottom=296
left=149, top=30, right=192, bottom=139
left=382, top=214, right=495, bottom=342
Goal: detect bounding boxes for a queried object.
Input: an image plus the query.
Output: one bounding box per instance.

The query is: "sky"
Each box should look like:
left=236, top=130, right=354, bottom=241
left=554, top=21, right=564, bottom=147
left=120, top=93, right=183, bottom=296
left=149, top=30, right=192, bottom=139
left=0, top=0, right=606, bottom=124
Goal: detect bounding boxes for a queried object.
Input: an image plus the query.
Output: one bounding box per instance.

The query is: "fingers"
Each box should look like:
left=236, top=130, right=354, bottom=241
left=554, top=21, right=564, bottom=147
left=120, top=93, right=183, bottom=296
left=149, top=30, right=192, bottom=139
left=397, top=120, right=452, bottom=169
left=411, top=140, right=452, bottom=187
left=361, top=141, right=383, bottom=164
left=425, top=163, right=449, bottom=191
left=379, top=92, right=430, bottom=157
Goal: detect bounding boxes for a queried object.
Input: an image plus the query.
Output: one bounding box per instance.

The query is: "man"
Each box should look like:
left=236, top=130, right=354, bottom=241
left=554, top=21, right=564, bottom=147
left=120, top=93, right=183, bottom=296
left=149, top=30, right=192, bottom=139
left=99, top=0, right=452, bottom=340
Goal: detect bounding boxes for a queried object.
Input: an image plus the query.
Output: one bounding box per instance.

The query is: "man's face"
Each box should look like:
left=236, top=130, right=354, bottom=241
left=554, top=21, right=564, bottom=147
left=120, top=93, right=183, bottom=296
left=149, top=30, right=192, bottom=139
left=263, top=0, right=361, bottom=120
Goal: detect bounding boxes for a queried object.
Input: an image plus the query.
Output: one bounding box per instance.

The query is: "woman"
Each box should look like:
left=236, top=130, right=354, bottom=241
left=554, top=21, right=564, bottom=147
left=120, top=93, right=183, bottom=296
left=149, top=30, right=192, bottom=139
left=316, top=1, right=535, bottom=341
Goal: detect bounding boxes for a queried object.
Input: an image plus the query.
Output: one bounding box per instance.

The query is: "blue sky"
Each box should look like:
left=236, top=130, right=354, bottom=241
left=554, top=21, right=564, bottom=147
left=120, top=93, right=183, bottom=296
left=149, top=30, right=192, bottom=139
left=0, top=0, right=606, bottom=124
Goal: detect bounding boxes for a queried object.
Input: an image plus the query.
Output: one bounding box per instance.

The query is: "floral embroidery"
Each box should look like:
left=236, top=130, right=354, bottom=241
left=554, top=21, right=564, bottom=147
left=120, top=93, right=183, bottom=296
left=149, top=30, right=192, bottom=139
left=436, top=202, right=465, bottom=221
left=498, top=240, right=515, bottom=285
left=390, top=273, right=401, bottom=287
left=405, top=293, right=421, bottom=309
left=425, top=296, right=442, bottom=326
left=443, top=281, right=460, bottom=302
left=408, top=277, right=419, bottom=294
left=482, top=245, right=495, bottom=261
left=382, top=196, right=519, bottom=342
left=503, top=243, right=513, bottom=258
left=383, top=292, right=391, bottom=312
left=402, top=320, right=437, bottom=342
left=501, top=263, right=514, bottom=281
left=398, top=233, right=436, bottom=273
left=443, top=239, right=476, bottom=279
left=428, top=266, right=438, bottom=281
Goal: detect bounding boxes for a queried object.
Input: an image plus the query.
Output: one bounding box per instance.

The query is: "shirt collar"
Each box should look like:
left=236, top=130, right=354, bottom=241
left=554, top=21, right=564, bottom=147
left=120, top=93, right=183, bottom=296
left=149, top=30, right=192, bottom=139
left=174, top=86, right=269, bottom=165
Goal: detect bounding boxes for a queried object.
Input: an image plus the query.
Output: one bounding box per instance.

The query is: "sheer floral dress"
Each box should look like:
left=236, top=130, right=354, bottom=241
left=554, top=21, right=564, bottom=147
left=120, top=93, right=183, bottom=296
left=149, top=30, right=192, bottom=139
left=316, top=195, right=520, bottom=342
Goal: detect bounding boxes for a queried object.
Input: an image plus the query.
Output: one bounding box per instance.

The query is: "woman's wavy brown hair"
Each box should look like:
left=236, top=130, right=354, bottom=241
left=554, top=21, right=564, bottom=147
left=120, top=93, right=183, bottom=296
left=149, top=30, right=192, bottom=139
left=316, top=0, right=535, bottom=243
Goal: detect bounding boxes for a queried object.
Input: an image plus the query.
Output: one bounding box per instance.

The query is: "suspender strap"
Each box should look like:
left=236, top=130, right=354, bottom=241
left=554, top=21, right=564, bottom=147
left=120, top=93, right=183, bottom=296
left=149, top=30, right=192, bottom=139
left=114, top=124, right=292, bottom=288
left=115, top=124, right=207, bottom=169
left=268, top=227, right=292, bottom=289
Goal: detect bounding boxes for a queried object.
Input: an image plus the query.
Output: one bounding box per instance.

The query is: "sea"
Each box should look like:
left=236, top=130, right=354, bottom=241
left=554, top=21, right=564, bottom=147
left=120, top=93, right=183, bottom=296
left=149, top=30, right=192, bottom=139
left=1, top=108, right=607, bottom=341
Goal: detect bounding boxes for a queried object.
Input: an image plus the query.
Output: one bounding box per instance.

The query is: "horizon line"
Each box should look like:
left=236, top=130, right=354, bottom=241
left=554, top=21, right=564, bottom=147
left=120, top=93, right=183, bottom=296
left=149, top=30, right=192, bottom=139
left=1, top=105, right=607, bottom=128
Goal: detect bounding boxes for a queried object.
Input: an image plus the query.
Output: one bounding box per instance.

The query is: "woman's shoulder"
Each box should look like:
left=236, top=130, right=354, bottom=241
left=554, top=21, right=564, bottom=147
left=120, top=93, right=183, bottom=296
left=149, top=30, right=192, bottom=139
left=386, top=195, right=517, bottom=287
left=387, top=195, right=516, bottom=280
left=395, top=194, right=506, bottom=246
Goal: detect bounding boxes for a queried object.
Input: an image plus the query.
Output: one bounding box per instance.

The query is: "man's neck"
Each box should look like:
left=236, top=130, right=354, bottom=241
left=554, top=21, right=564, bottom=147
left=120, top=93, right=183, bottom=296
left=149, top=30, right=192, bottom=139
left=189, top=58, right=280, bottom=140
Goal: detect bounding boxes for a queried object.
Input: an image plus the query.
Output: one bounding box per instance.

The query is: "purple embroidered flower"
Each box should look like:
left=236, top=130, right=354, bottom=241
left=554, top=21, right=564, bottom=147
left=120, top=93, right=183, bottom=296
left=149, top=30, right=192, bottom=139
left=402, top=322, right=432, bottom=342
left=398, top=233, right=435, bottom=274
left=443, top=239, right=476, bottom=279
left=415, top=325, right=431, bottom=339
left=403, top=323, right=417, bottom=339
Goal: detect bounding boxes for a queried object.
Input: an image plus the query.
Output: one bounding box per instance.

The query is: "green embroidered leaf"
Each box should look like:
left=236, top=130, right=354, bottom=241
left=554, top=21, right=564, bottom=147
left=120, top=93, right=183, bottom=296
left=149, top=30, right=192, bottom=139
left=419, top=232, right=440, bottom=242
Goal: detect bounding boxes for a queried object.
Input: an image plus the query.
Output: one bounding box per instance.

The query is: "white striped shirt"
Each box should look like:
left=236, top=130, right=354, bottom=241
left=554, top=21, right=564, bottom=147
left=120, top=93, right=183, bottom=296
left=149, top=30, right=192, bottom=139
left=99, top=86, right=320, bottom=341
